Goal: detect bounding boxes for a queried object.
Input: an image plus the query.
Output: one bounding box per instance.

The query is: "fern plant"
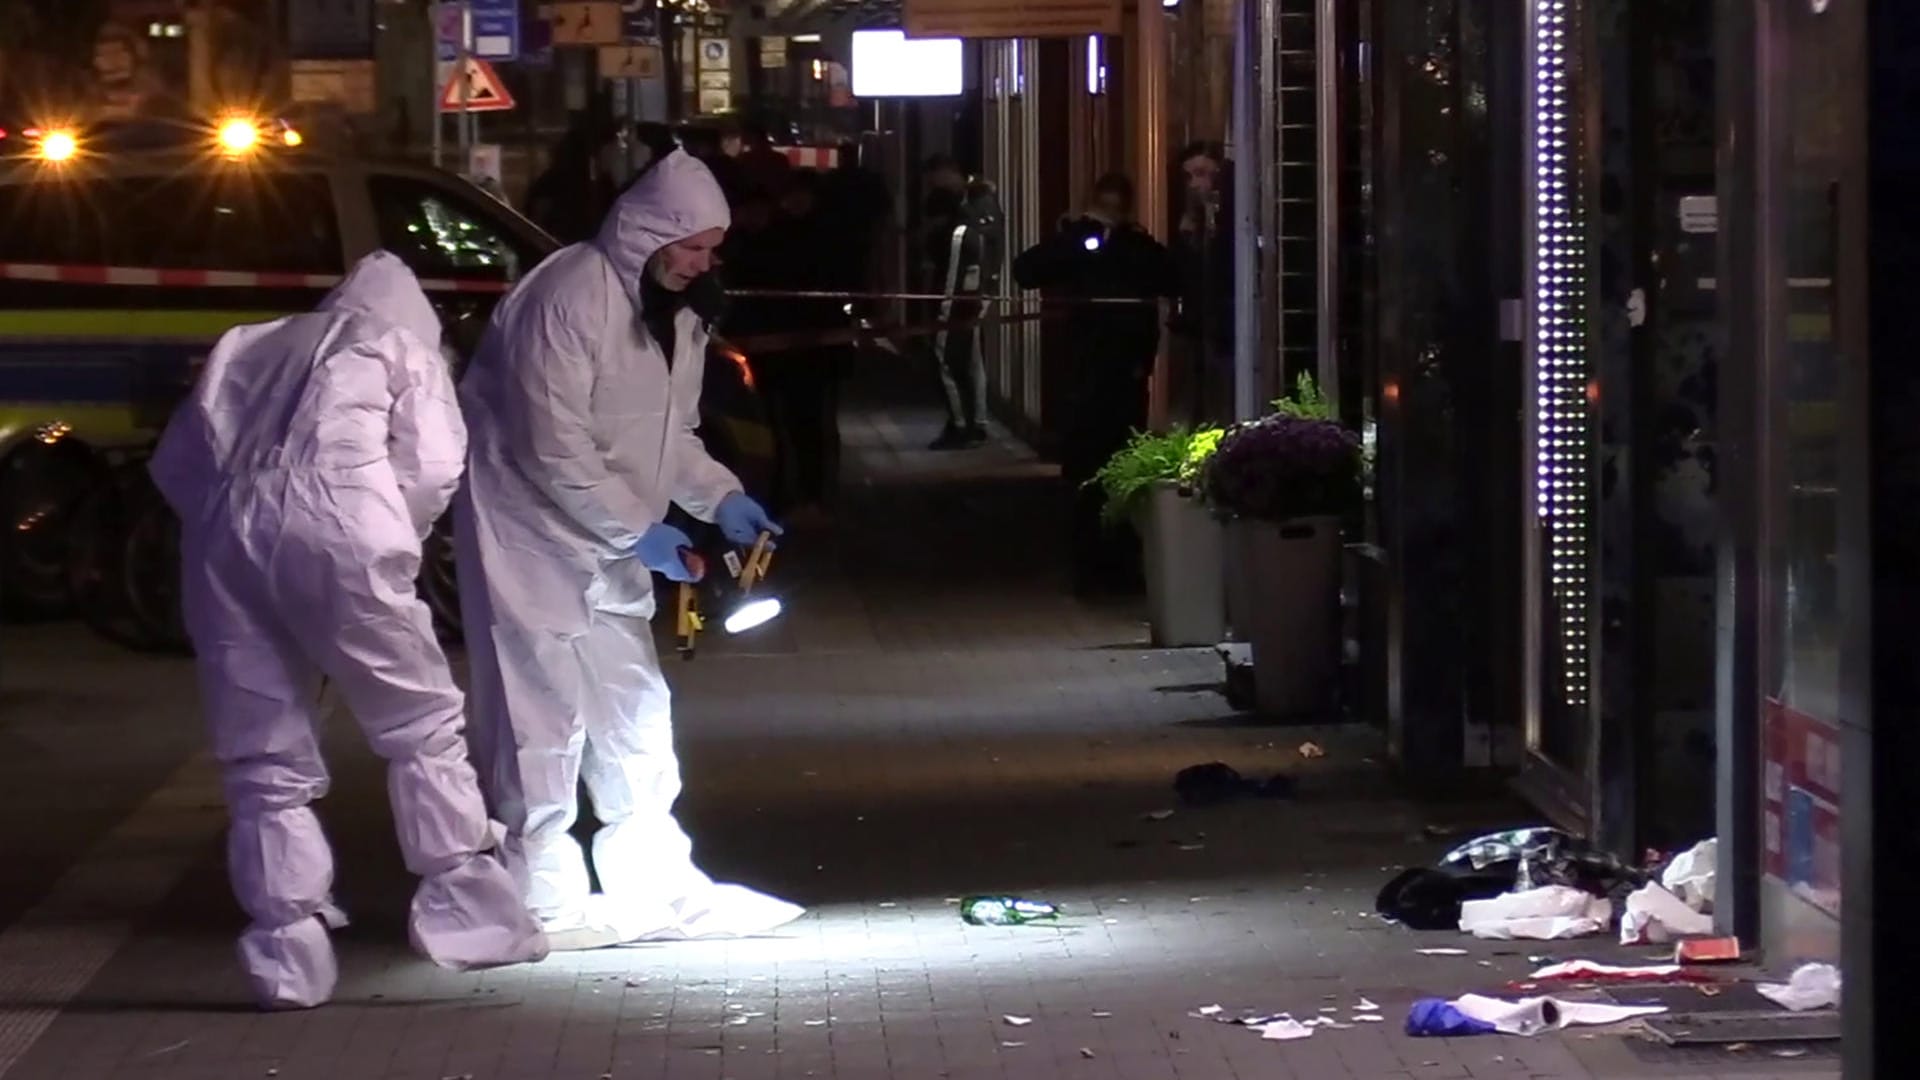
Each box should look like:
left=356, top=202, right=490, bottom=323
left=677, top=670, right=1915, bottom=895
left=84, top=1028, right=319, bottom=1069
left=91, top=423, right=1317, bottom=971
left=1089, top=425, right=1225, bottom=525
left=1272, top=372, right=1334, bottom=420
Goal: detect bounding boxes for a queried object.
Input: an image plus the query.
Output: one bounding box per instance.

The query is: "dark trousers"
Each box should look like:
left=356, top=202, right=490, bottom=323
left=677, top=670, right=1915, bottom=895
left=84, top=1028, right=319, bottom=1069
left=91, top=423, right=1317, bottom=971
left=761, top=348, right=843, bottom=508
left=1062, top=372, right=1149, bottom=593
left=933, top=296, right=987, bottom=430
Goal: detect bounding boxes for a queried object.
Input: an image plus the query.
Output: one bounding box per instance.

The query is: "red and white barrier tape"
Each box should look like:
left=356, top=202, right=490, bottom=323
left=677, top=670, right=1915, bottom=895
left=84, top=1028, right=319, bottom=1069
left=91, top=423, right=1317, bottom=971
left=776, top=146, right=839, bottom=169
left=0, top=262, right=512, bottom=294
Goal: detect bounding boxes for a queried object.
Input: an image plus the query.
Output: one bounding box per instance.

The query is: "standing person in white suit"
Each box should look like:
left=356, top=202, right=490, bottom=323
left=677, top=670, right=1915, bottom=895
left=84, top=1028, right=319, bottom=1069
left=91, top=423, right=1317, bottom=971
left=455, top=149, right=803, bottom=948
left=149, top=251, right=549, bottom=1010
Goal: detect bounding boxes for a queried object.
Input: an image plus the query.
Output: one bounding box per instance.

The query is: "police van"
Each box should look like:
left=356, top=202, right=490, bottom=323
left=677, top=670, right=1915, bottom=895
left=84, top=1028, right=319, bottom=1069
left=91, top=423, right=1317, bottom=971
left=0, top=115, right=769, bottom=648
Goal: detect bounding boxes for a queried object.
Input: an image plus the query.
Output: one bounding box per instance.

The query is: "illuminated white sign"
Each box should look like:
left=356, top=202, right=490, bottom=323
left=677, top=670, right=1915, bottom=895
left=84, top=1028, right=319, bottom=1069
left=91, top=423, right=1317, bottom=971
left=850, top=30, right=963, bottom=98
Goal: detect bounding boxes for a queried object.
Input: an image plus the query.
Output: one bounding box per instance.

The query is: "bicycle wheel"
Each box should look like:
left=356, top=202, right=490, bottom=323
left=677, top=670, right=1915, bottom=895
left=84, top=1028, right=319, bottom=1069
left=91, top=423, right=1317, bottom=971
left=0, top=436, right=108, bottom=619
left=122, top=492, right=191, bottom=656
left=64, top=462, right=150, bottom=650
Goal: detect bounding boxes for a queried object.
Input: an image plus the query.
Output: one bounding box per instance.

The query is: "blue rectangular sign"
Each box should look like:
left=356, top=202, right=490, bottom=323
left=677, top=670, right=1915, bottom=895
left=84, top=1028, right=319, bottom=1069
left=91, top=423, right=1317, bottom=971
left=439, top=1, right=522, bottom=63
left=623, top=0, right=660, bottom=42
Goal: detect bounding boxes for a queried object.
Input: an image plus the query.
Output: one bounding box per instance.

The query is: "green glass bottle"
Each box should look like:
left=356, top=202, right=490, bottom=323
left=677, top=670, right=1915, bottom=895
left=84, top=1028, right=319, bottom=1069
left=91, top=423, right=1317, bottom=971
left=960, top=896, right=1060, bottom=926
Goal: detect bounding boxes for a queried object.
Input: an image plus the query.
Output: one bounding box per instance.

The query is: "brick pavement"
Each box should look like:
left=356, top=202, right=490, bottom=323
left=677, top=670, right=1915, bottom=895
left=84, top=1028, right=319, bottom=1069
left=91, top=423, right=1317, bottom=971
left=0, top=379, right=1838, bottom=1079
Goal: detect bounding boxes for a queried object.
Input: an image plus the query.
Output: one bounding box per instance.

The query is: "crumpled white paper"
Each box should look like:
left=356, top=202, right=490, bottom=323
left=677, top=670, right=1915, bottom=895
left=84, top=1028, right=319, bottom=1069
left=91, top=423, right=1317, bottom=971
left=1459, top=886, right=1612, bottom=941
left=1660, top=839, right=1717, bottom=912
left=1758, top=963, right=1841, bottom=1012
left=1620, top=882, right=1714, bottom=945
left=1451, top=993, right=1668, bottom=1037
left=1255, top=1017, right=1314, bottom=1041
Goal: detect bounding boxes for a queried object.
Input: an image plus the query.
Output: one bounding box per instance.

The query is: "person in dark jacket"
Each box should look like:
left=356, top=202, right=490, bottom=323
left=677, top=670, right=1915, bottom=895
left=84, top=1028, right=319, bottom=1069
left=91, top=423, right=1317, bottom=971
left=1169, top=141, right=1235, bottom=424
left=523, top=114, right=619, bottom=244
left=1013, top=173, right=1178, bottom=595
left=754, top=172, right=843, bottom=518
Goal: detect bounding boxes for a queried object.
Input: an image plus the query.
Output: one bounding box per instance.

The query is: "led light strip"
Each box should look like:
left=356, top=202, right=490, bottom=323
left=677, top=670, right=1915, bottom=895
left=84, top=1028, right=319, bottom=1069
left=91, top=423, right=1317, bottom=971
left=1531, top=0, right=1590, bottom=710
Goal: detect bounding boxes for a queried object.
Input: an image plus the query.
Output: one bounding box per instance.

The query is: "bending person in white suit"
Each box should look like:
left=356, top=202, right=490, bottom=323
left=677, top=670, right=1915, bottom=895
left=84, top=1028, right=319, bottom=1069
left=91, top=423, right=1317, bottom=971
left=150, top=251, right=548, bottom=1009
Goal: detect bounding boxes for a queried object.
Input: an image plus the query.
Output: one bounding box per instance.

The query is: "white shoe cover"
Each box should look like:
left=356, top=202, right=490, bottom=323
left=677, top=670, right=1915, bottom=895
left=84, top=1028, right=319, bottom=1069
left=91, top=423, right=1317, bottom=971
left=238, top=912, right=340, bottom=1011
left=641, top=883, right=805, bottom=942
left=410, top=853, right=550, bottom=970
left=543, top=892, right=677, bottom=951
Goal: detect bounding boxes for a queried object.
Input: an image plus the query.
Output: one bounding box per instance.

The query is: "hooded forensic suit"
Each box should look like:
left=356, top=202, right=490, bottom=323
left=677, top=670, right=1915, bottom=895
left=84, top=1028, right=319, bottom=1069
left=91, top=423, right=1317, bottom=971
left=455, top=150, right=802, bottom=945
left=150, top=252, right=548, bottom=1010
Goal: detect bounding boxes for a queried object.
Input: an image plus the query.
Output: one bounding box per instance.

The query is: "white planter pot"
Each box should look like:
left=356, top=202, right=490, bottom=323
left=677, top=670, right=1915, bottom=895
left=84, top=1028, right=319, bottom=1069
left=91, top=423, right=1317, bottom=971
left=1137, top=483, right=1226, bottom=647
left=1231, top=515, right=1342, bottom=718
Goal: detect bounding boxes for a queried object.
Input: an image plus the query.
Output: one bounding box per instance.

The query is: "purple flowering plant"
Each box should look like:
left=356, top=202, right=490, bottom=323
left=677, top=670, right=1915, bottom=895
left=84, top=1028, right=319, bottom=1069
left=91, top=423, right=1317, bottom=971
left=1200, top=375, right=1364, bottom=522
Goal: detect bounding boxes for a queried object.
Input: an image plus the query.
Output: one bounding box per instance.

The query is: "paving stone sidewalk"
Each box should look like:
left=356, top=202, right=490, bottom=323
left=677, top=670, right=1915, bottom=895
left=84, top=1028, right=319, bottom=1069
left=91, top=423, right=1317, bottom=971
left=0, top=387, right=1838, bottom=1080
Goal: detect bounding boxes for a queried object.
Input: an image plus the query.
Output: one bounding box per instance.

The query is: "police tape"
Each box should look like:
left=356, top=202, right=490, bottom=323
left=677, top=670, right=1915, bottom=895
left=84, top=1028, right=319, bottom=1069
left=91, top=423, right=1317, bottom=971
left=0, top=261, right=511, bottom=294
left=717, top=308, right=1066, bottom=357
left=723, top=287, right=1158, bottom=307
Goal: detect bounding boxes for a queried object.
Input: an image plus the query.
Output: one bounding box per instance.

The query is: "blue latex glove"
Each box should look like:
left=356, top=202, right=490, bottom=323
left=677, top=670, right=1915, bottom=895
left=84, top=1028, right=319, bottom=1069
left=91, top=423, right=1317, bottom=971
left=714, top=491, right=783, bottom=547
left=635, top=522, right=699, bottom=582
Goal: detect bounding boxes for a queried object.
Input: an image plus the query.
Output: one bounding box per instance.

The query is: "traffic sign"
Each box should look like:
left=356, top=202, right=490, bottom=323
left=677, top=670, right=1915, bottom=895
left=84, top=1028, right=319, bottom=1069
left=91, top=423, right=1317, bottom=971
left=439, top=58, right=517, bottom=112
left=547, top=2, right=624, bottom=45
left=437, top=0, right=522, bottom=63
left=622, top=0, right=659, bottom=41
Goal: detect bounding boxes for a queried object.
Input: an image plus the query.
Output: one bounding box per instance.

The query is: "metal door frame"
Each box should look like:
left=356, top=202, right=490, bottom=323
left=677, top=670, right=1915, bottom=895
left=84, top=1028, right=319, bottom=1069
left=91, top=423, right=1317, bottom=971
left=1519, top=0, right=1604, bottom=833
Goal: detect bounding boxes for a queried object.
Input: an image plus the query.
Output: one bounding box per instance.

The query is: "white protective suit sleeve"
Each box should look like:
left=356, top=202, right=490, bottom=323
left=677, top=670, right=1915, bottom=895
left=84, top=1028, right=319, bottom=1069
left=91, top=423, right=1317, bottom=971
left=385, top=334, right=468, bottom=540
left=496, top=294, right=654, bottom=551
left=670, top=381, right=742, bottom=521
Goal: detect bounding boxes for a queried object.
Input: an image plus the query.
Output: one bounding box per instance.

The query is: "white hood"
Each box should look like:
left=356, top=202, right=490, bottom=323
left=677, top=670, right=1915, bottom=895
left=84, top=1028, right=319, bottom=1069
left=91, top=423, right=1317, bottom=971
left=317, top=250, right=444, bottom=353
left=595, top=149, right=731, bottom=304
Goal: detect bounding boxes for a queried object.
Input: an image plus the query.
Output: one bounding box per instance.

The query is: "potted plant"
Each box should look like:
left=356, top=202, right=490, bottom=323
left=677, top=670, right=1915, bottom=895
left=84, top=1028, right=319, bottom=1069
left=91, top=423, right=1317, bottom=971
left=1201, top=375, right=1363, bottom=717
left=1090, top=425, right=1226, bottom=646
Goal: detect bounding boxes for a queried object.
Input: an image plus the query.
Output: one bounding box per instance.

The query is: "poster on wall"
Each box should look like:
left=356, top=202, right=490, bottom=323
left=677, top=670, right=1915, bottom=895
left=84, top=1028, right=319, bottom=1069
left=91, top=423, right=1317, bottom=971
left=289, top=59, right=377, bottom=115
left=1763, top=697, right=1842, bottom=917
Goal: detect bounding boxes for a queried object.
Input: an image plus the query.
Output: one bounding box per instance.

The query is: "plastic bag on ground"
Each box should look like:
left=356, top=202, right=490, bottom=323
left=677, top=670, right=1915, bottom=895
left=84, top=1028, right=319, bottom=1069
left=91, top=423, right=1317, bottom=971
left=1620, top=882, right=1713, bottom=945
left=1439, top=827, right=1648, bottom=896
left=1449, top=993, right=1669, bottom=1036
left=1659, top=838, right=1716, bottom=912
left=1758, top=963, right=1841, bottom=1011
left=1459, top=885, right=1612, bottom=941
left=1406, top=999, right=1497, bottom=1037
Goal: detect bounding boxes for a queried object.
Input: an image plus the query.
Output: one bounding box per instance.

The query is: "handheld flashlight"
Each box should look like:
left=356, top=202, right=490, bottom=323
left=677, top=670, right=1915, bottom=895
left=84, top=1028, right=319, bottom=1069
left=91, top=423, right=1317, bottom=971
left=675, top=530, right=782, bottom=659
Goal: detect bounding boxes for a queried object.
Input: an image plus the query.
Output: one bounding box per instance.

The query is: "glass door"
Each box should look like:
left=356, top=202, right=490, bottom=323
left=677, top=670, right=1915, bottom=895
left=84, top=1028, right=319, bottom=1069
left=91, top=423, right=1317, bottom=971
left=1717, top=0, right=1863, bottom=959
left=1752, top=0, right=1859, bottom=959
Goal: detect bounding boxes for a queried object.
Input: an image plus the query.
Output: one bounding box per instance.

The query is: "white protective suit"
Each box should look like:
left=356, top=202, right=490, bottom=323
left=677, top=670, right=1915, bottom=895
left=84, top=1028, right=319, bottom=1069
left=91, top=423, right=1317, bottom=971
left=150, top=252, right=548, bottom=1009
left=455, top=150, right=803, bottom=945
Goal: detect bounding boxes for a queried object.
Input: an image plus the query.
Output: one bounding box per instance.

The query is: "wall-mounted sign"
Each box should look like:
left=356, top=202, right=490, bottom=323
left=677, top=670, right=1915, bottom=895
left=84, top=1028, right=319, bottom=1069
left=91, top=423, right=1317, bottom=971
left=699, top=38, right=732, bottom=72
left=599, top=43, right=664, bottom=79
left=621, top=0, right=659, bottom=40
left=544, top=2, right=624, bottom=45
left=289, top=59, right=377, bottom=114
left=1678, top=195, right=1718, bottom=234
left=903, top=0, right=1121, bottom=39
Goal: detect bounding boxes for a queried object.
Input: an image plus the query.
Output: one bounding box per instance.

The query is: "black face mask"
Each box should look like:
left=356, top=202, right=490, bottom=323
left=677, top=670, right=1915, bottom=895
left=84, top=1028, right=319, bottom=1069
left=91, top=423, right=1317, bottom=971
left=683, top=270, right=730, bottom=327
